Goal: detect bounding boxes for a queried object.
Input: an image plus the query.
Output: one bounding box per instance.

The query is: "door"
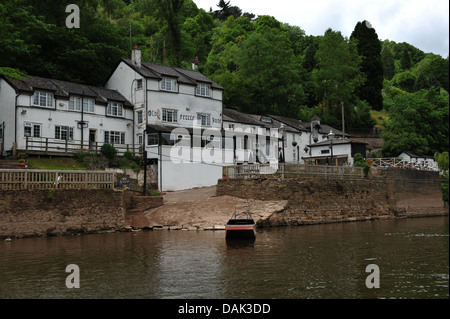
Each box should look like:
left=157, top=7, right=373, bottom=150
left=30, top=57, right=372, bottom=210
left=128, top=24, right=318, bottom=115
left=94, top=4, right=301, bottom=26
left=89, top=129, right=96, bottom=151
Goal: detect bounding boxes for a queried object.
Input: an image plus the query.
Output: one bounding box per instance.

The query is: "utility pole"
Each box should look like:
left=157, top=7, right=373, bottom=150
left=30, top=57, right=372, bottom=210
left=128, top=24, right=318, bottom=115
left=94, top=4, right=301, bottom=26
left=341, top=101, right=345, bottom=135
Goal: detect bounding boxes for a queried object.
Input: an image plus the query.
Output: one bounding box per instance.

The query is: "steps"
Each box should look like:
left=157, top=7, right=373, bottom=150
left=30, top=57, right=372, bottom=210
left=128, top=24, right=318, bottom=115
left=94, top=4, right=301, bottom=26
left=0, top=157, right=25, bottom=169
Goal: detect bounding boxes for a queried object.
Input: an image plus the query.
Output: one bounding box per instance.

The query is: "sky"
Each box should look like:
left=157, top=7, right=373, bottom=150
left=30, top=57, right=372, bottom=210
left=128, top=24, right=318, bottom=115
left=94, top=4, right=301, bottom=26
left=194, top=0, right=449, bottom=57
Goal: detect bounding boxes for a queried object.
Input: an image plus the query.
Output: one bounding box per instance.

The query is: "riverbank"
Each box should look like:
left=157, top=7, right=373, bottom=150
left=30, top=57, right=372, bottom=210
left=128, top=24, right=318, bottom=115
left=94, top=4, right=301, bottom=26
left=1, top=173, right=448, bottom=239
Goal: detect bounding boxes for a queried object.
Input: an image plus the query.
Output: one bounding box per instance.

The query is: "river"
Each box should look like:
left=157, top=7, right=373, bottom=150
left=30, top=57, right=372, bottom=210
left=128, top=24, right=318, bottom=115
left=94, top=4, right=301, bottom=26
left=0, top=216, right=448, bottom=299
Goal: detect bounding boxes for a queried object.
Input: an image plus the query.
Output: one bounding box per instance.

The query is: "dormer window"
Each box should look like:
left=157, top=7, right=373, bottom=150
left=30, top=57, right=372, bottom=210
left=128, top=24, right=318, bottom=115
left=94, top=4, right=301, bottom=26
left=195, top=83, right=211, bottom=97
left=33, top=91, right=53, bottom=107
left=160, top=77, right=177, bottom=92
left=69, top=97, right=95, bottom=113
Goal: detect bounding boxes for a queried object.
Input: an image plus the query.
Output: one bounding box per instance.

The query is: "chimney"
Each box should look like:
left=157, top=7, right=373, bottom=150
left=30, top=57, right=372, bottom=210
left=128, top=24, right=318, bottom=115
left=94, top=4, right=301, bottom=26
left=131, top=45, right=141, bottom=67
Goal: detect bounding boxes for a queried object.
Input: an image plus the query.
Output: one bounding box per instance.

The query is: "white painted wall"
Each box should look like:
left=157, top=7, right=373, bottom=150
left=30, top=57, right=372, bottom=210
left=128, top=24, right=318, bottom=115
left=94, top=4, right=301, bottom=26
left=0, top=79, right=17, bottom=155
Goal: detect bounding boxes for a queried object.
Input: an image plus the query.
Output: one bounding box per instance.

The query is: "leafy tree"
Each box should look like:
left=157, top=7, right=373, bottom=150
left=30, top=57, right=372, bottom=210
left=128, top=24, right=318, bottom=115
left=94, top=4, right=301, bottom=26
left=236, top=27, right=306, bottom=117
left=391, top=70, right=417, bottom=92
left=434, top=151, right=449, bottom=171
left=350, top=21, right=384, bottom=110
left=381, top=46, right=395, bottom=80
left=313, top=29, right=365, bottom=127
left=382, top=89, right=449, bottom=156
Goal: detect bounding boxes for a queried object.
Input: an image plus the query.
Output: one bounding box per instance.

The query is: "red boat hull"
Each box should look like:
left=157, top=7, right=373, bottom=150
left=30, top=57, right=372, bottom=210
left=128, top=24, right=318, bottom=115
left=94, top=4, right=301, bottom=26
left=225, top=220, right=256, bottom=239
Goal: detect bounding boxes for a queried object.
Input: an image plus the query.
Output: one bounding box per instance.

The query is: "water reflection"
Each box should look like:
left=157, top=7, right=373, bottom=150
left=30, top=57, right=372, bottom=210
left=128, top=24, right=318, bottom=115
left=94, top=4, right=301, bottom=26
left=0, top=217, right=448, bottom=299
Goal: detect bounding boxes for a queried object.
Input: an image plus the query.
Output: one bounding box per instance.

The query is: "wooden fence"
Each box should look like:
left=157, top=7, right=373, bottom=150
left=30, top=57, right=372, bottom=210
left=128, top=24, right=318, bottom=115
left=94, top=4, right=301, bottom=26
left=223, top=163, right=365, bottom=179
left=0, top=169, right=115, bottom=190
left=24, top=136, right=140, bottom=156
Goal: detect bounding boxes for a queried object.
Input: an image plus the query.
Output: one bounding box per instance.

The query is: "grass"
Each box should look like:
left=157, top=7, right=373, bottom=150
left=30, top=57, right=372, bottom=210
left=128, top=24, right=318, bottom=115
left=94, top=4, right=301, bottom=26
left=27, top=157, right=87, bottom=170
left=370, top=110, right=390, bottom=128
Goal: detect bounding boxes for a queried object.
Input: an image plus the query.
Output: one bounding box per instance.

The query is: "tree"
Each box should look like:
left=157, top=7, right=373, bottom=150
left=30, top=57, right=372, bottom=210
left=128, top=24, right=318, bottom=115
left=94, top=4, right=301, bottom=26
left=350, top=21, right=384, bottom=110
left=313, top=29, right=366, bottom=127
left=236, top=27, right=306, bottom=117
left=156, top=0, right=185, bottom=66
left=381, top=47, right=395, bottom=80
left=382, top=89, right=449, bottom=156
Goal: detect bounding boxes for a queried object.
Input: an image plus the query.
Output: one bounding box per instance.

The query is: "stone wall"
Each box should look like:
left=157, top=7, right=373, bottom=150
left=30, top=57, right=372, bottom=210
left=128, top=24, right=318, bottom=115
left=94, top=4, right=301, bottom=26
left=217, top=174, right=448, bottom=227
left=0, top=189, right=163, bottom=238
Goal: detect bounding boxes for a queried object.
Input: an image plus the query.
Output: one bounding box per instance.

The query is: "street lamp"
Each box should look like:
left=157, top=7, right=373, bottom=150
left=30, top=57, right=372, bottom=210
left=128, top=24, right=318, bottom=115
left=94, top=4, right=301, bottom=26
left=328, top=130, right=335, bottom=166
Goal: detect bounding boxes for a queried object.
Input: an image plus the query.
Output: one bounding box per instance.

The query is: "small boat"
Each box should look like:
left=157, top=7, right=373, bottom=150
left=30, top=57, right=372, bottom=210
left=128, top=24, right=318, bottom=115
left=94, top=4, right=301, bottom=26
left=225, top=209, right=256, bottom=239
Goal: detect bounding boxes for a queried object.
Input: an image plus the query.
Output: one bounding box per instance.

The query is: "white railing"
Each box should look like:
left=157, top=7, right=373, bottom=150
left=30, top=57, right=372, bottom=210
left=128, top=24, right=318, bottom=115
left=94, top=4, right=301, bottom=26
left=0, top=169, right=115, bottom=190
left=367, top=158, right=438, bottom=171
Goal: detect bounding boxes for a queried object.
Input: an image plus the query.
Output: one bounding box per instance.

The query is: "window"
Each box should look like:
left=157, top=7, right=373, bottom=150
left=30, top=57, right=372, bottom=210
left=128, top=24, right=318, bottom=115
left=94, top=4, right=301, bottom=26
left=33, top=91, right=53, bottom=107
left=293, top=148, right=297, bottom=161
left=69, top=97, right=81, bottom=111
left=160, top=78, right=177, bottom=92
left=24, top=122, right=41, bottom=138
left=136, top=79, right=143, bottom=90
left=107, top=102, right=124, bottom=117
left=321, top=149, right=330, bottom=154
left=69, top=97, right=94, bottom=113
left=162, top=109, right=178, bottom=123
left=195, top=83, right=211, bottom=97
left=83, top=99, right=95, bottom=113
left=55, top=125, right=74, bottom=140
left=228, top=124, right=235, bottom=131
left=147, top=133, right=159, bottom=146
left=105, top=131, right=125, bottom=144
left=197, top=113, right=211, bottom=126
left=137, top=110, right=143, bottom=124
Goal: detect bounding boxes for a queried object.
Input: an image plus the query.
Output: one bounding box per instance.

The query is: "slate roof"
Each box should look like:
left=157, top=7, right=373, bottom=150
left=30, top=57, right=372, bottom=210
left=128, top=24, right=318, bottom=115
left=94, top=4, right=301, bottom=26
left=121, top=58, right=224, bottom=90
left=3, top=75, right=133, bottom=108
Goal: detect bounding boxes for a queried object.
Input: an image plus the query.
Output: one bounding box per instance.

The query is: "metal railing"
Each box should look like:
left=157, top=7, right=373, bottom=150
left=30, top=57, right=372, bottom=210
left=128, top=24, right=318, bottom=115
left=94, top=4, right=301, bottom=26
left=0, top=169, right=115, bottom=190
left=223, top=163, right=365, bottom=179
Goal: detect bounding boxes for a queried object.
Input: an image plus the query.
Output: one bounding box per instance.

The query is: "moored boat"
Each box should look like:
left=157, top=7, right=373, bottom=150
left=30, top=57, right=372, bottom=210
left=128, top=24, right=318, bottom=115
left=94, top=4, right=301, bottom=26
left=225, top=210, right=256, bottom=239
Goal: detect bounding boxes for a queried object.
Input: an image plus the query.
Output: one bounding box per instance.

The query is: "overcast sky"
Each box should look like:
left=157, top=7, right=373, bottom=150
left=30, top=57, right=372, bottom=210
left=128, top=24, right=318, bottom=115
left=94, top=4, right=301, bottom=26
left=194, top=0, right=449, bottom=57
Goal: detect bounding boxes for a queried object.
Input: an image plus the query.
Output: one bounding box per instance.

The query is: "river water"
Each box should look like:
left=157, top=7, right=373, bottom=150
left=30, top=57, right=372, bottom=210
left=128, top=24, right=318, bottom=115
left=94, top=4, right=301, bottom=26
left=0, top=216, right=448, bottom=299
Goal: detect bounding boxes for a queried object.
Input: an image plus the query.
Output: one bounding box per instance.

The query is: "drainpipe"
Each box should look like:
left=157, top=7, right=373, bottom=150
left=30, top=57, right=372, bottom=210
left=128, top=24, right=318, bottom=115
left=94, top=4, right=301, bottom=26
left=14, top=92, right=19, bottom=155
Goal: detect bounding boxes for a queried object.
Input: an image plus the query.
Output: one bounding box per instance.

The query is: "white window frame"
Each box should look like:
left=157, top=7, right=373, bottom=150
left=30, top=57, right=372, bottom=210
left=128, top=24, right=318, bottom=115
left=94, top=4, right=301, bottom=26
left=33, top=91, right=53, bottom=108
left=107, top=102, right=124, bottom=117
left=24, top=122, right=41, bottom=138
left=55, top=125, right=74, bottom=140
left=137, top=110, right=143, bottom=124
left=162, top=108, right=178, bottom=123
left=195, top=83, right=211, bottom=97
left=197, top=113, right=211, bottom=126
left=83, top=98, right=95, bottom=113
left=105, top=131, right=125, bottom=145
left=136, top=79, right=143, bottom=90
left=160, top=78, right=177, bottom=92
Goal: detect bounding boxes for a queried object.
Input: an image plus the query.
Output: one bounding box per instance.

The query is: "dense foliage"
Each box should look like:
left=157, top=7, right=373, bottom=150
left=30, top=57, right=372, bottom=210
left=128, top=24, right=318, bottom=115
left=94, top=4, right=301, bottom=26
left=1, top=0, right=448, bottom=156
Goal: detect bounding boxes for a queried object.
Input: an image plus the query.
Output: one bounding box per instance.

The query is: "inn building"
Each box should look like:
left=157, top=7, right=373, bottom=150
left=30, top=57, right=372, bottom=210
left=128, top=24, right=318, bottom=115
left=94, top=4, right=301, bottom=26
left=0, top=48, right=365, bottom=191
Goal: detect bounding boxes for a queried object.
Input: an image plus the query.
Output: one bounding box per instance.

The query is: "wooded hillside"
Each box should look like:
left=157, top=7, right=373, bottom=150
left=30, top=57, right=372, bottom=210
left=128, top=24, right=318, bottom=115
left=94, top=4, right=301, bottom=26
left=1, top=0, right=448, bottom=156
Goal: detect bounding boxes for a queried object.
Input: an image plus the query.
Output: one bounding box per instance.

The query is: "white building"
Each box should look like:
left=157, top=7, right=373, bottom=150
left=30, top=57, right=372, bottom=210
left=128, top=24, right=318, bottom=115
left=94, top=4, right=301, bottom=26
left=0, top=75, right=134, bottom=157
left=0, top=48, right=365, bottom=191
left=105, top=48, right=227, bottom=191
